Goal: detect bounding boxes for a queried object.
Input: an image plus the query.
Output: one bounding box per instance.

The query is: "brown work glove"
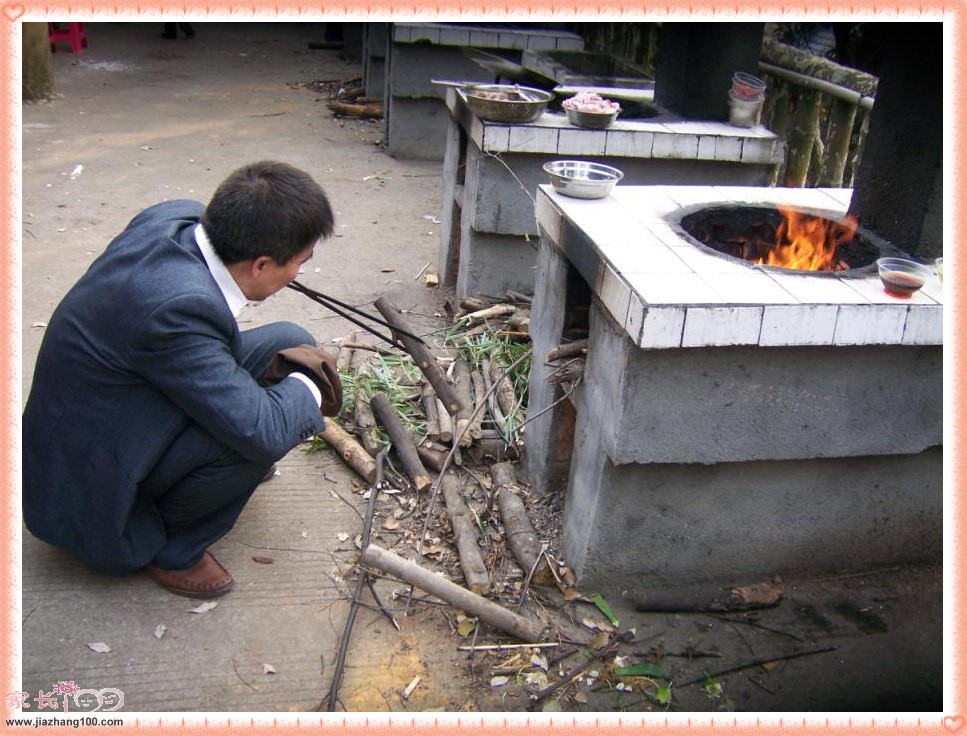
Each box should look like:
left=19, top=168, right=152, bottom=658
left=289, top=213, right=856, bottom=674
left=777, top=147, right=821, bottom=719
left=263, top=344, right=343, bottom=417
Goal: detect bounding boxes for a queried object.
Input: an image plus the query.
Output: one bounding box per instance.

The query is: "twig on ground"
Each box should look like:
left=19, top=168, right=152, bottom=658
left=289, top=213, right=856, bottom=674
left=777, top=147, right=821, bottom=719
left=232, top=658, right=259, bottom=692
left=675, top=645, right=838, bottom=688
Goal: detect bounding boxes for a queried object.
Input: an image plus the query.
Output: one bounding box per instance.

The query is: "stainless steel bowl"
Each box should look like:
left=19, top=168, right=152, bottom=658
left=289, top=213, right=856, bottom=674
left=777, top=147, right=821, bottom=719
left=461, top=85, right=554, bottom=124
left=565, top=107, right=619, bottom=129
left=543, top=160, right=624, bottom=199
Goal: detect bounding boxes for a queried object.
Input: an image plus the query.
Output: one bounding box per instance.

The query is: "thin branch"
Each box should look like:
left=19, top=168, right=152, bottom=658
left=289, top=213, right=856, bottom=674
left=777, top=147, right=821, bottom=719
left=675, top=645, right=838, bottom=688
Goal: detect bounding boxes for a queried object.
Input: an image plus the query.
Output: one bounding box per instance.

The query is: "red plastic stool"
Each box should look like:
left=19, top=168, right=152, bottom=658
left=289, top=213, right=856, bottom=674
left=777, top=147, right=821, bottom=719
left=48, top=23, right=88, bottom=53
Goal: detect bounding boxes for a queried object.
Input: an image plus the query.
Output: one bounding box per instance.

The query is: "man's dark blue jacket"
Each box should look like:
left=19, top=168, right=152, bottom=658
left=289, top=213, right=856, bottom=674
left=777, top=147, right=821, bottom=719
left=22, top=201, right=324, bottom=573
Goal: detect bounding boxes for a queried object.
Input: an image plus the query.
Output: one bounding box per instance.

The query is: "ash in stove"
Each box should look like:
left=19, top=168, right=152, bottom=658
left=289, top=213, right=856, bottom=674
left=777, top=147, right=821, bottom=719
left=678, top=205, right=897, bottom=277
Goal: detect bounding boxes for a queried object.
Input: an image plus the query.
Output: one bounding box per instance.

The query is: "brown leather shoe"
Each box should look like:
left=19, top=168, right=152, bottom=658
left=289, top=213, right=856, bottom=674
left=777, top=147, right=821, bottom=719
left=145, top=551, right=234, bottom=598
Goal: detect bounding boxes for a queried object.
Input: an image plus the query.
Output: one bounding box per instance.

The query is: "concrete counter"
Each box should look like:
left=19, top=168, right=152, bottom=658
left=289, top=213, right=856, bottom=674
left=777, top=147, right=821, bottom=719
left=439, top=92, right=785, bottom=299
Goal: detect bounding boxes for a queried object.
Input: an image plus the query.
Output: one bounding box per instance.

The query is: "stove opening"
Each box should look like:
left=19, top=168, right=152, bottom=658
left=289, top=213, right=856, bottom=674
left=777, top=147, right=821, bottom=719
left=679, top=205, right=885, bottom=276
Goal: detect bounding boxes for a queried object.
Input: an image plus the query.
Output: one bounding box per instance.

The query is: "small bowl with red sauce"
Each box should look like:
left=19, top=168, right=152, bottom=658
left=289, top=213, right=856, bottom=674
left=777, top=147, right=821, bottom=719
left=876, top=257, right=932, bottom=298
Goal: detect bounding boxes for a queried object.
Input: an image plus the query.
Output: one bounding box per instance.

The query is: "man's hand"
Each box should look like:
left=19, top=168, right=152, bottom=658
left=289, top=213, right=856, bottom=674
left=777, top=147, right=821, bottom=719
left=264, top=344, right=343, bottom=416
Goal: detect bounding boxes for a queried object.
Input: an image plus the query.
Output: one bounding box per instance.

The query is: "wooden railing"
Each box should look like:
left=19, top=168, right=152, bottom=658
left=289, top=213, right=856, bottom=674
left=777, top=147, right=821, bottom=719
left=757, top=38, right=879, bottom=189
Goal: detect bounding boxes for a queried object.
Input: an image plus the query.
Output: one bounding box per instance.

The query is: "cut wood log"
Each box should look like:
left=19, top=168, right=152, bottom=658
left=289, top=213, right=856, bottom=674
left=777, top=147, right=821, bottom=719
left=361, top=544, right=545, bottom=642
left=481, top=359, right=508, bottom=437
left=318, top=420, right=376, bottom=482
left=452, top=360, right=474, bottom=448
left=459, top=303, right=517, bottom=326
left=336, top=330, right=357, bottom=372
left=546, top=339, right=589, bottom=364
left=354, top=392, right=381, bottom=458
left=327, top=100, right=383, bottom=119
left=435, top=398, right=453, bottom=444
left=468, top=370, right=486, bottom=440
left=492, top=463, right=554, bottom=586
left=488, top=358, right=518, bottom=421
left=507, top=309, right=531, bottom=336
left=370, top=391, right=432, bottom=492
left=627, top=577, right=784, bottom=613
left=505, top=290, right=533, bottom=305
left=441, top=471, right=490, bottom=594
left=459, top=296, right=495, bottom=313
left=420, top=382, right=441, bottom=441
left=374, top=296, right=464, bottom=415
left=416, top=443, right=448, bottom=472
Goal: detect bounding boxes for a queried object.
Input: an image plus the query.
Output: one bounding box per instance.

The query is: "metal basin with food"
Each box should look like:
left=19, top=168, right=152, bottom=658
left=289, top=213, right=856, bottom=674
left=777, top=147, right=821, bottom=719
left=562, top=91, right=621, bottom=129
left=543, top=160, right=624, bottom=199
left=460, top=85, right=554, bottom=124
left=565, top=107, right=619, bottom=129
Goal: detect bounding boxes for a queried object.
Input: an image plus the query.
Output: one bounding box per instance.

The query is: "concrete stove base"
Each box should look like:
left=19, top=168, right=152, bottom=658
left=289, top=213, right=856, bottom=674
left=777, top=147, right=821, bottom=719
left=525, top=236, right=943, bottom=590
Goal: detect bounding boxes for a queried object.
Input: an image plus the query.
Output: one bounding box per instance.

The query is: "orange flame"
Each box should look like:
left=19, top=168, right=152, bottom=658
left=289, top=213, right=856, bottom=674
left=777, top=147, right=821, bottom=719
left=757, top=207, right=859, bottom=271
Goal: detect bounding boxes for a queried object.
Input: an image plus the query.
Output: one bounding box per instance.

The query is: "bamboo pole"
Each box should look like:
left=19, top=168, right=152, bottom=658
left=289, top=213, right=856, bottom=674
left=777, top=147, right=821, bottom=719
left=370, top=391, right=432, bottom=492
left=784, top=88, right=822, bottom=187
left=817, top=97, right=859, bottom=188
left=361, top=544, right=545, bottom=642
left=374, top=296, right=464, bottom=415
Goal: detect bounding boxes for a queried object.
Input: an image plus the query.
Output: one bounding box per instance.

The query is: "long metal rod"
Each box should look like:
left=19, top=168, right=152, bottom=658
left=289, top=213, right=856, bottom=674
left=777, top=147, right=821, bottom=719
left=323, top=449, right=386, bottom=712
left=287, top=280, right=425, bottom=346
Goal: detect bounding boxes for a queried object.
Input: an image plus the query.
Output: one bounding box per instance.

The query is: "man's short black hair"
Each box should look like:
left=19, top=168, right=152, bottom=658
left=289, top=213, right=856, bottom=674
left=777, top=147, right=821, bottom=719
left=201, top=161, right=335, bottom=265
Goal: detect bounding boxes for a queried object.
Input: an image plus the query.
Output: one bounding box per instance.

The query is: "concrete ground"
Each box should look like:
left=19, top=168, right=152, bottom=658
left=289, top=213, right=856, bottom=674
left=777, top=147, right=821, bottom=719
left=20, top=22, right=944, bottom=716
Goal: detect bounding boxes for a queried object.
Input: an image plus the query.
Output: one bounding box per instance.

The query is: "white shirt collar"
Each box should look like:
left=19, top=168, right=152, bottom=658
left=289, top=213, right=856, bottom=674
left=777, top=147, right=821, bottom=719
left=194, top=224, right=248, bottom=318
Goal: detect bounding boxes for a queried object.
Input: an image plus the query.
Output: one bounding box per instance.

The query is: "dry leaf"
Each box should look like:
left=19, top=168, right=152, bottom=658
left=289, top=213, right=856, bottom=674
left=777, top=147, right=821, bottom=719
left=336, top=532, right=350, bottom=542
left=456, top=618, right=476, bottom=637
left=588, top=631, right=610, bottom=650
left=87, top=642, right=111, bottom=653
left=383, top=518, right=400, bottom=531
left=490, top=676, right=510, bottom=688
left=252, top=556, right=274, bottom=564
left=262, top=664, right=277, bottom=675
left=189, top=601, right=218, bottom=614
left=153, top=624, right=167, bottom=640
left=530, top=653, right=548, bottom=671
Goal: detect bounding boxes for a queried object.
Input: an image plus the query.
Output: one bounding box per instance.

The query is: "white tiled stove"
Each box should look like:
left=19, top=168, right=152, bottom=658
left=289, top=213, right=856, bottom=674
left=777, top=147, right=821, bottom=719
left=527, top=183, right=943, bottom=588
left=535, top=184, right=944, bottom=350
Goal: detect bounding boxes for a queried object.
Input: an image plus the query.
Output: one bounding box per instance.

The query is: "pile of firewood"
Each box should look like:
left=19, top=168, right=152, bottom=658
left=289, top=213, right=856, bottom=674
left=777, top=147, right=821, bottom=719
left=308, top=293, right=574, bottom=638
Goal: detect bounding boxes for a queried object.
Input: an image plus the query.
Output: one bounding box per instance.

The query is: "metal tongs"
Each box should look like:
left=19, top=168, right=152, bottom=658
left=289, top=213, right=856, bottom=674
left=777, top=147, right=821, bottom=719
left=286, top=280, right=425, bottom=348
